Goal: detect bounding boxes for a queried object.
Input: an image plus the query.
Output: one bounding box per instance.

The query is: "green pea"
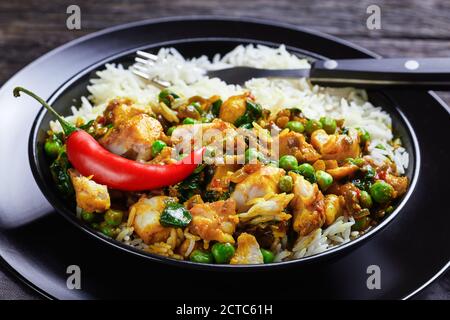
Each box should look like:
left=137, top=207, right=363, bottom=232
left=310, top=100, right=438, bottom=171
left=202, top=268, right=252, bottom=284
left=286, top=121, right=304, bottom=133
left=279, top=155, right=298, bottom=171
left=183, top=117, right=197, bottom=125
left=104, top=209, right=124, bottom=227
left=211, top=243, right=235, bottom=264
left=81, top=210, right=95, bottom=223
left=151, top=140, right=167, bottom=157
left=166, top=126, right=176, bottom=136
left=260, top=248, right=275, bottom=264
left=375, top=144, right=386, bottom=150
left=346, top=157, right=365, bottom=167
left=245, top=148, right=263, bottom=163
left=295, top=163, right=316, bottom=183
left=359, top=190, right=373, bottom=208
left=370, top=181, right=394, bottom=204
left=385, top=206, right=394, bottom=215
left=315, top=170, right=333, bottom=191
left=357, top=128, right=371, bottom=144
left=279, top=175, right=294, bottom=193
left=352, top=216, right=371, bottom=231
left=189, top=250, right=214, bottom=264
left=305, top=119, right=323, bottom=135
left=99, top=221, right=118, bottom=237
left=320, top=117, right=337, bottom=134
left=204, top=146, right=216, bottom=159
left=44, top=139, right=62, bottom=158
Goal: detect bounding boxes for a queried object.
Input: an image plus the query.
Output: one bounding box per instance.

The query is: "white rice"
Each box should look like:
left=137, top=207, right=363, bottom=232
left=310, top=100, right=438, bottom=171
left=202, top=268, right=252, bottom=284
left=61, top=44, right=409, bottom=260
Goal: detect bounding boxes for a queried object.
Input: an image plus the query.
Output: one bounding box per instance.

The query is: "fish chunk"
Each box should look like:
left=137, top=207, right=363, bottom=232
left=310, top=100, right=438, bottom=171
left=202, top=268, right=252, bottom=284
left=230, top=233, right=264, bottom=264
left=323, top=194, right=343, bottom=226
left=385, top=173, right=408, bottom=198
left=189, top=199, right=238, bottom=243
left=231, top=166, right=285, bottom=213
left=100, top=114, right=163, bottom=161
left=237, top=193, right=294, bottom=225
left=311, top=128, right=360, bottom=160
left=277, top=131, right=321, bottom=162
left=289, top=172, right=325, bottom=236
left=129, top=196, right=174, bottom=244
left=219, top=94, right=248, bottom=124
left=103, top=98, right=148, bottom=126
left=69, top=169, right=110, bottom=213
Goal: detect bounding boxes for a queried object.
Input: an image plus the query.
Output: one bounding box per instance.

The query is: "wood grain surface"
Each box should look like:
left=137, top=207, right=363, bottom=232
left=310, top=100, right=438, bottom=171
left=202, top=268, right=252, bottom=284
left=0, top=0, right=449, bottom=299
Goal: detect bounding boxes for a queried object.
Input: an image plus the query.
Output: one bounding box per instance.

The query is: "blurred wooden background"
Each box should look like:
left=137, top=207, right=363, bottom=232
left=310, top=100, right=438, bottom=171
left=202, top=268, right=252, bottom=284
left=0, top=0, right=449, bottom=299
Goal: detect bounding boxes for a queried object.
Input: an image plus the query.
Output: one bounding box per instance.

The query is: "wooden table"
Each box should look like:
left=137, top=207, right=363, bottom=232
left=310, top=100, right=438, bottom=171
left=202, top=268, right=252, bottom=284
left=0, top=0, right=449, bottom=299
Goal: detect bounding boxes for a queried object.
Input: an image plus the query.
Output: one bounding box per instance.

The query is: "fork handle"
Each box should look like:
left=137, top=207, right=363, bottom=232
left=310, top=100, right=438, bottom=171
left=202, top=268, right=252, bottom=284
left=310, top=58, right=450, bottom=89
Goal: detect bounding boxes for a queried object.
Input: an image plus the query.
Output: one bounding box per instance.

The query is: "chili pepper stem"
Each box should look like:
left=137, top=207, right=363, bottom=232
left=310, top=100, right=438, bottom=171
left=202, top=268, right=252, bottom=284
left=13, top=87, right=77, bottom=135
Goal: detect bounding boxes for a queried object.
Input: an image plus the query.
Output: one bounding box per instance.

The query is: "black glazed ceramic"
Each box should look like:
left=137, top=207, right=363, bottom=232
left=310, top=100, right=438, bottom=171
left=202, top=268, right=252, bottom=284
left=0, top=17, right=448, bottom=299
left=29, top=39, right=419, bottom=270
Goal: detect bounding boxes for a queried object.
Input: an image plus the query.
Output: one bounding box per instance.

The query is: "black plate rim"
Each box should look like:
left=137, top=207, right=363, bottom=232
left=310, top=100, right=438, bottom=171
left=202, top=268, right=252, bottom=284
left=0, top=15, right=447, bottom=299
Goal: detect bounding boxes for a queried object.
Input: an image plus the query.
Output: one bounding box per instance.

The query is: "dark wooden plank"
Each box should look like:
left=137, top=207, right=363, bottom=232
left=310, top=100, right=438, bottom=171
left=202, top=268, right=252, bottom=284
left=1, top=0, right=450, bottom=40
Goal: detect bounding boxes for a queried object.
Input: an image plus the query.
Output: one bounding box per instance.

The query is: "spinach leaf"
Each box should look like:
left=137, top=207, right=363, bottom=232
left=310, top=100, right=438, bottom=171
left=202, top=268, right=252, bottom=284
left=177, top=170, right=203, bottom=202
left=50, top=152, right=74, bottom=197
left=211, top=99, right=222, bottom=116
left=203, top=190, right=230, bottom=202
left=234, top=100, right=262, bottom=127
left=160, top=202, right=192, bottom=228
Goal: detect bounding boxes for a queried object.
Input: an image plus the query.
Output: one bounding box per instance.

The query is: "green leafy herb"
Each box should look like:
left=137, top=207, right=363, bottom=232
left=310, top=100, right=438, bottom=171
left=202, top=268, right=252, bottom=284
left=49, top=152, right=74, bottom=197
left=177, top=171, right=203, bottom=202
left=160, top=202, right=192, bottom=228
left=211, top=99, right=222, bottom=116
left=203, top=190, right=230, bottom=202
left=44, top=133, right=63, bottom=159
left=158, top=89, right=179, bottom=107
left=190, top=101, right=202, bottom=114
left=234, top=100, right=262, bottom=127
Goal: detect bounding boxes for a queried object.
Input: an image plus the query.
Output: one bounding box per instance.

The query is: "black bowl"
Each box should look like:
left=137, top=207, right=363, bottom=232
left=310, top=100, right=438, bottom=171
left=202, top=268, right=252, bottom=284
left=29, top=36, right=419, bottom=270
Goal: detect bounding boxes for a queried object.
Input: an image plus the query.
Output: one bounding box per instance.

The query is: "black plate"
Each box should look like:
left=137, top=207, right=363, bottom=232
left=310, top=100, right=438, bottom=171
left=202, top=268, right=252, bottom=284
left=0, top=17, right=448, bottom=299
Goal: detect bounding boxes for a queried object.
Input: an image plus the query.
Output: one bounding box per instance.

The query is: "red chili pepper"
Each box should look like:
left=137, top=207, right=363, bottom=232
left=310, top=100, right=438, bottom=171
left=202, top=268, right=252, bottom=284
left=14, top=87, right=205, bottom=191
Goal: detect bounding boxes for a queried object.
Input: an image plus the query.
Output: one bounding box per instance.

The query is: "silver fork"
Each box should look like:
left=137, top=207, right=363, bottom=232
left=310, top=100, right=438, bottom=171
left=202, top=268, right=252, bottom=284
left=132, top=50, right=450, bottom=89
left=132, top=51, right=172, bottom=88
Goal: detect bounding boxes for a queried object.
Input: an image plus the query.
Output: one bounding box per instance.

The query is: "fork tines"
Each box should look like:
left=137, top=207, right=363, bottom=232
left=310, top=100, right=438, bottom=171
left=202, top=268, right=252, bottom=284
left=131, top=51, right=170, bottom=88
left=136, top=50, right=158, bottom=62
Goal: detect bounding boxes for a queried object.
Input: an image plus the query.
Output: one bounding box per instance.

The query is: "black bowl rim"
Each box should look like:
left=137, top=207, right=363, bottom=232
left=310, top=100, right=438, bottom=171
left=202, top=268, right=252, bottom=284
left=29, top=16, right=420, bottom=270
